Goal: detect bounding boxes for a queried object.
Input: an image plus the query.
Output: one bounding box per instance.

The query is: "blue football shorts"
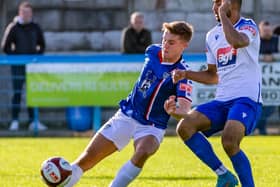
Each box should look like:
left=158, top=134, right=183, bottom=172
left=195, top=97, right=262, bottom=137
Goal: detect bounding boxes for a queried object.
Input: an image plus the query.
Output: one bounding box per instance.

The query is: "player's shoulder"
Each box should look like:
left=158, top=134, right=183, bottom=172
left=145, top=44, right=161, bottom=56
left=235, top=17, right=258, bottom=31
left=236, top=17, right=257, bottom=27
left=235, top=17, right=258, bottom=36
left=206, top=23, right=221, bottom=40
left=177, top=59, right=191, bottom=71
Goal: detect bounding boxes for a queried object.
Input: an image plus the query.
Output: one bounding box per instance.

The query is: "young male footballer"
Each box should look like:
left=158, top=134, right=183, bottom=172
left=165, top=0, right=262, bottom=186
left=65, top=21, right=194, bottom=187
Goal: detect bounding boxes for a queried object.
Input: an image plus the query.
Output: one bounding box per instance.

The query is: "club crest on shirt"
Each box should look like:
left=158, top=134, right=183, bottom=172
left=163, top=72, right=170, bottom=79
left=139, top=70, right=156, bottom=97
left=217, top=46, right=237, bottom=67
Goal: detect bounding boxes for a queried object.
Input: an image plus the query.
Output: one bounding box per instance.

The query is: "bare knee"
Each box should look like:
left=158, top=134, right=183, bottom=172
left=222, top=121, right=244, bottom=156
left=221, top=135, right=240, bottom=156
left=176, top=119, right=196, bottom=140
left=136, top=147, right=154, bottom=159
left=132, top=147, right=155, bottom=167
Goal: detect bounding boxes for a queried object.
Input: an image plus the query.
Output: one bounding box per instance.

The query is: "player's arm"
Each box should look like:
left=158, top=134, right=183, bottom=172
left=172, top=64, right=218, bottom=85
left=219, top=0, right=249, bottom=48
left=164, top=95, right=191, bottom=121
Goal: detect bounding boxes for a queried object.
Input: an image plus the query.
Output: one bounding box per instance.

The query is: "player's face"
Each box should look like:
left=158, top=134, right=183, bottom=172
left=161, top=31, right=187, bottom=63
left=212, top=0, right=231, bottom=22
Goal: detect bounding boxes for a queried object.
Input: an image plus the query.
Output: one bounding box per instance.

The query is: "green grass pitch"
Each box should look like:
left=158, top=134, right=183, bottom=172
left=0, top=136, right=279, bottom=187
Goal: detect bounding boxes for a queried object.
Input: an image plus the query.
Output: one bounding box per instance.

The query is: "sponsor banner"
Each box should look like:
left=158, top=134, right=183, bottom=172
left=27, top=62, right=280, bottom=107
left=261, top=63, right=280, bottom=105
left=27, top=63, right=142, bottom=107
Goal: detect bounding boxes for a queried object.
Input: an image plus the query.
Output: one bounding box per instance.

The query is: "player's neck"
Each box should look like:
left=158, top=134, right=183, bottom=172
left=162, top=56, right=182, bottom=64
left=230, top=12, right=241, bottom=25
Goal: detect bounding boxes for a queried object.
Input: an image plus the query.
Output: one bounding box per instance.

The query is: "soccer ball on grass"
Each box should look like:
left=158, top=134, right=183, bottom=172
left=40, top=156, right=72, bottom=187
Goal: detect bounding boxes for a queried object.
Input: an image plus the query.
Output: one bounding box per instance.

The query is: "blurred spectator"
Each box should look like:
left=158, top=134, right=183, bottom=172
left=257, top=20, right=280, bottom=135
left=1, top=1, right=47, bottom=131
left=273, top=25, right=280, bottom=36
left=121, top=11, right=152, bottom=54
left=259, top=20, right=280, bottom=62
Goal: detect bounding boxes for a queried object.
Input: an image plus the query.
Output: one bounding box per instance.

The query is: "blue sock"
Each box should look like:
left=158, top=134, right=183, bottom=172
left=231, top=150, right=254, bottom=187
left=184, top=132, right=223, bottom=172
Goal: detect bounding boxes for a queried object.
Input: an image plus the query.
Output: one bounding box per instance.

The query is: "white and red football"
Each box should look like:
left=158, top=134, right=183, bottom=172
left=40, top=156, right=72, bottom=187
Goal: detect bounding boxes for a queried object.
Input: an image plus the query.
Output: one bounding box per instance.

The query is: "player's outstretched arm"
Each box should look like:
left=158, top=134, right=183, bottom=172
left=172, top=64, right=218, bottom=85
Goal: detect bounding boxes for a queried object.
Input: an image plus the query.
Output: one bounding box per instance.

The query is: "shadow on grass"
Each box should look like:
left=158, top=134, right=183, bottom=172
left=83, top=175, right=215, bottom=181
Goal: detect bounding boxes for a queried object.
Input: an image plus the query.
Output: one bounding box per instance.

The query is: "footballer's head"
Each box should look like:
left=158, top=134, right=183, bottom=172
left=161, top=21, right=193, bottom=63
left=212, top=0, right=242, bottom=22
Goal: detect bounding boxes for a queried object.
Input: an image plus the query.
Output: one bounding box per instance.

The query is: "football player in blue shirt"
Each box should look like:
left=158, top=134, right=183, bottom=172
left=165, top=0, right=262, bottom=187
left=64, top=21, right=194, bottom=187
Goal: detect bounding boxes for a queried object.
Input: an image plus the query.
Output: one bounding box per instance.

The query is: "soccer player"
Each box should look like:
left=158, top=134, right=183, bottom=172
left=165, top=0, right=262, bottom=187
left=64, top=21, right=193, bottom=187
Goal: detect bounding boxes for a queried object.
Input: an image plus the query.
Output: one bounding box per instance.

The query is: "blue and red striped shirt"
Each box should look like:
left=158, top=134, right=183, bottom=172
left=120, top=44, right=193, bottom=129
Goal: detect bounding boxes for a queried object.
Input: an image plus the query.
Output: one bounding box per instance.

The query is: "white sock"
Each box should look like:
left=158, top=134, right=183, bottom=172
left=215, top=165, right=228, bottom=175
left=64, top=164, right=83, bottom=187
left=109, top=160, right=141, bottom=187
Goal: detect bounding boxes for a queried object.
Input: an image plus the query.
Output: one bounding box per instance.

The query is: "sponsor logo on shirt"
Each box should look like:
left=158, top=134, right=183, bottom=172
left=179, top=83, right=192, bottom=93
left=239, top=25, right=256, bottom=36
left=217, top=46, right=237, bottom=67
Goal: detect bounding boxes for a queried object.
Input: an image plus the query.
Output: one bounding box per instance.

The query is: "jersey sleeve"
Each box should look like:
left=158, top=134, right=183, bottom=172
left=238, top=20, right=258, bottom=43
left=205, top=40, right=216, bottom=65
left=145, top=44, right=161, bottom=57
left=176, top=64, right=193, bottom=102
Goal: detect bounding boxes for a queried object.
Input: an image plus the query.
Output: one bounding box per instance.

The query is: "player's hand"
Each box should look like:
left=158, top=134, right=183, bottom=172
left=172, top=69, right=186, bottom=83
left=219, top=0, right=232, bottom=16
left=164, top=95, right=177, bottom=115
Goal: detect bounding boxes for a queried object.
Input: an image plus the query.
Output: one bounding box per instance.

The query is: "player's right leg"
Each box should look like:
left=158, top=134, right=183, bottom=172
left=64, top=110, right=136, bottom=187
left=222, top=97, right=262, bottom=187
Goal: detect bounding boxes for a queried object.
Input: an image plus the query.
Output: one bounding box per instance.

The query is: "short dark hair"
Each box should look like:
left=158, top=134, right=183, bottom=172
left=19, top=1, right=33, bottom=9
left=162, top=21, right=193, bottom=42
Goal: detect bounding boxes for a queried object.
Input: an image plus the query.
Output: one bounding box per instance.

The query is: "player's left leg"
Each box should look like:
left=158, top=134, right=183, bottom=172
left=110, top=125, right=164, bottom=187
left=222, top=98, right=262, bottom=187
left=177, top=101, right=238, bottom=187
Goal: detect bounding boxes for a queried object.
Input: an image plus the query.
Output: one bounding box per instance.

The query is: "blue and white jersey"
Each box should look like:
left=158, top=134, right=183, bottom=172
left=206, top=17, right=262, bottom=103
left=120, top=44, right=193, bottom=129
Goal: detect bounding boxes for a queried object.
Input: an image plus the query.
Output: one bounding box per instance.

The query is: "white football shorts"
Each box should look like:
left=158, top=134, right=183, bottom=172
left=98, top=109, right=166, bottom=151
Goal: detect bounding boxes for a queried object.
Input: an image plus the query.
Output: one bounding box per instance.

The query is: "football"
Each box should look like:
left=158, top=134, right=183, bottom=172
left=40, top=156, right=72, bottom=187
